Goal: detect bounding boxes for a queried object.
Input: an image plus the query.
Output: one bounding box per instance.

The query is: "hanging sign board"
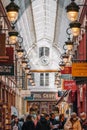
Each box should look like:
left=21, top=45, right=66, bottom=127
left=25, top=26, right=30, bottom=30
left=61, top=74, right=72, bottom=79
left=61, top=67, right=72, bottom=74
left=0, top=47, right=14, bottom=75
left=0, top=33, right=6, bottom=56
left=0, top=64, right=14, bottom=75
left=72, top=63, right=87, bottom=77
left=63, top=80, right=77, bottom=91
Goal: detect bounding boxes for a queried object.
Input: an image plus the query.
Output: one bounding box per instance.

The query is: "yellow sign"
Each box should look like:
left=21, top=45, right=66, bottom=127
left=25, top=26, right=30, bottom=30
left=72, top=63, right=87, bottom=77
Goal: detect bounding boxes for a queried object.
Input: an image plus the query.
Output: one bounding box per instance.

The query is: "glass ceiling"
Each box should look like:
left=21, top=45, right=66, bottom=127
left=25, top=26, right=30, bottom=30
left=31, top=0, right=57, bottom=42
left=1, top=0, right=85, bottom=70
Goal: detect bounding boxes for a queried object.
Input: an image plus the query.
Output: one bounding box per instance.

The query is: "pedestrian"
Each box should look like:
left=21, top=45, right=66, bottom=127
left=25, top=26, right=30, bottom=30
left=11, top=116, right=22, bottom=130
left=50, top=112, right=59, bottom=130
left=35, top=114, right=50, bottom=130
left=45, top=113, right=50, bottom=127
left=22, top=114, right=35, bottom=130
left=64, top=112, right=81, bottom=130
left=80, top=112, right=87, bottom=130
left=58, top=114, right=66, bottom=130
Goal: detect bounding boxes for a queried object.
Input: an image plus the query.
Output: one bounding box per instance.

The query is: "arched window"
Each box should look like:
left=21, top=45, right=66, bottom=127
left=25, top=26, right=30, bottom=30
left=39, top=47, right=49, bottom=58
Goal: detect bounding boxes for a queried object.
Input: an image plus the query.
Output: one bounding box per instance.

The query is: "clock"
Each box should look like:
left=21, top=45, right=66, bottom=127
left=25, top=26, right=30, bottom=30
left=40, top=56, right=49, bottom=65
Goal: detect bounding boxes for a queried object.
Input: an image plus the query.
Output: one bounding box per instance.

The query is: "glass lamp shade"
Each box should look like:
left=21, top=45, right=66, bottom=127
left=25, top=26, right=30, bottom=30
left=6, top=0, right=19, bottom=23
left=63, top=57, right=68, bottom=63
left=65, top=0, right=79, bottom=22
left=55, top=80, right=59, bottom=85
left=9, top=31, right=18, bottom=44
left=56, top=76, right=60, bottom=81
left=61, top=53, right=69, bottom=63
left=69, top=21, right=81, bottom=36
left=59, top=61, right=65, bottom=70
left=65, top=39, right=74, bottom=51
left=7, top=11, right=18, bottom=23
left=66, top=44, right=73, bottom=51
left=25, top=68, right=30, bottom=73
left=32, top=82, right=35, bottom=86
left=22, top=61, right=27, bottom=68
left=67, top=11, right=78, bottom=22
left=9, top=35, right=17, bottom=44
left=71, top=27, right=80, bottom=36
left=29, top=78, right=33, bottom=83
left=27, top=74, right=31, bottom=79
left=17, top=49, right=24, bottom=58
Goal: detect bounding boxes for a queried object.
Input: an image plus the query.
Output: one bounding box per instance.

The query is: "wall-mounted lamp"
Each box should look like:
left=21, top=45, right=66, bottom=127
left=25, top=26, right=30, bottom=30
left=27, top=73, right=31, bottom=79
left=25, top=67, right=30, bottom=74
left=59, top=61, right=65, bottom=70
left=64, top=38, right=74, bottom=51
left=31, top=82, right=35, bottom=86
left=8, top=26, right=18, bottom=44
left=61, top=52, right=69, bottom=63
left=5, top=0, right=20, bottom=23
left=16, top=46, right=24, bottom=58
left=69, top=21, right=81, bottom=37
left=22, top=58, right=27, bottom=68
left=29, top=78, right=33, bottom=83
left=65, top=0, right=79, bottom=22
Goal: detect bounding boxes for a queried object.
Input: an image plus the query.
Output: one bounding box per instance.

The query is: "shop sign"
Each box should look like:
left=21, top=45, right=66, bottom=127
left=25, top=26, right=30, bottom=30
left=21, top=90, right=31, bottom=97
left=61, top=74, right=72, bottom=79
left=0, top=64, right=14, bottom=75
left=31, top=92, right=56, bottom=101
left=63, top=80, right=77, bottom=91
left=24, top=96, right=33, bottom=100
left=0, top=33, right=6, bottom=56
left=61, top=67, right=72, bottom=74
left=72, top=63, right=87, bottom=77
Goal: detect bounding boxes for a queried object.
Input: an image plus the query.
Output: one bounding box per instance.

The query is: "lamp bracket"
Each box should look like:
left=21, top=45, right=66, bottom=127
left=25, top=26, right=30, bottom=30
left=18, top=35, right=23, bottom=43
left=66, top=27, right=72, bottom=36
left=78, top=4, right=87, bottom=7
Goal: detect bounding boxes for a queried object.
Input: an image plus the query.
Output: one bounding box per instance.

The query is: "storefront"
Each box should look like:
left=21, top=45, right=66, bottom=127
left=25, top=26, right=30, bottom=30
left=25, top=92, right=57, bottom=114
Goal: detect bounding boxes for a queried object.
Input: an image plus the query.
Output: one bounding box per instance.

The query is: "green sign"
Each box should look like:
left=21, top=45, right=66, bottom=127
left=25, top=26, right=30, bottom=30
left=24, top=96, right=34, bottom=101
left=0, top=64, right=14, bottom=75
left=61, top=74, right=72, bottom=79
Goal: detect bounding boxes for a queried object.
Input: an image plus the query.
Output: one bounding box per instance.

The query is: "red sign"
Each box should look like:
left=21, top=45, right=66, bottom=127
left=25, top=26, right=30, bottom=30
left=61, top=67, right=72, bottom=74
left=63, top=80, right=77, bottom=91
left=0, top=47, right=14, bottom=64
left=6, top=47, right=14, bottom=64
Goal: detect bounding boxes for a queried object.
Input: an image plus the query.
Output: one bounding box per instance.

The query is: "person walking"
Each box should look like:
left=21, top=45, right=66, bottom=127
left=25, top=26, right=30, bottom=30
left=58, top=114, right=66, bottom=130
left=50, top=112, right=59, bottom=130
left=35, top=114, right=50, bottom=130
left=22, top=115, right=35, bottom=130
left=11, top=116, right=22, bottom=130
left=80, top=112, right=87, bottom=130
left=64, top=112, right=81, bottom=130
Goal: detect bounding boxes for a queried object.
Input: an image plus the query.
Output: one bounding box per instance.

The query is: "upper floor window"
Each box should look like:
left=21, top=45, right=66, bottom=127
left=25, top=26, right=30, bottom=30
left=28, top=73, right=35, bottom=86
left=40, top=73, right=49, bottom=86
left=39, top=47, right=49, bottom=58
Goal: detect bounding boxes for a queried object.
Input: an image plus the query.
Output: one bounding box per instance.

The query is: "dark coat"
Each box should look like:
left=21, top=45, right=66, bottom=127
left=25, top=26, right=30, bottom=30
left=80, top=119, right=87, bottom=130
left=50, top=118, right=59, bottom=130
left=11, top=122, right=22, bottom=130
left=22, top=120, right=35, bottom=130
left=35, top=117, right=50, bottom=130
